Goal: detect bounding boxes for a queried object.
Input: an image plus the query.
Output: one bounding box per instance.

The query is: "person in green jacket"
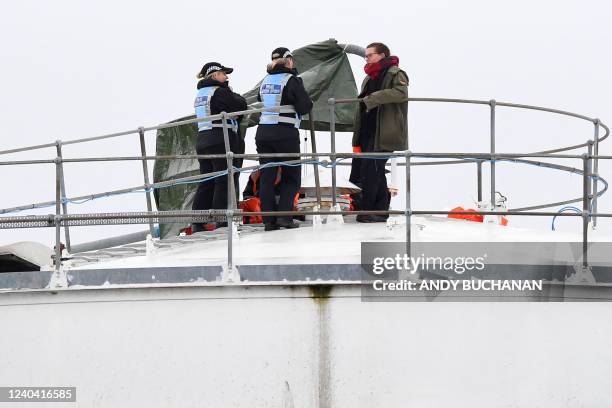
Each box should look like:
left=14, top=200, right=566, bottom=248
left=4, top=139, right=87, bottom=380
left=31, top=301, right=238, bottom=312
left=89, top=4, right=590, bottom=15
left=350, top=42, right=409, bottom=223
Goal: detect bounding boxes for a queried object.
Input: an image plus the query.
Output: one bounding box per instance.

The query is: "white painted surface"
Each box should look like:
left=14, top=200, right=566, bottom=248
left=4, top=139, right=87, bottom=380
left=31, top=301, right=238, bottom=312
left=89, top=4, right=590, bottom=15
left=0, top=241, right=53, bottom=269
left=69, top=216, right=603, bottom=271
left=1, top=285, right=610, bottom=407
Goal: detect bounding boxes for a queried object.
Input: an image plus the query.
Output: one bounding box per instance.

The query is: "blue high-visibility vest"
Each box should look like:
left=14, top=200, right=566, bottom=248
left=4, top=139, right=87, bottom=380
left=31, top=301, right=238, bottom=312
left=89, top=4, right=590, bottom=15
left=194, top=86, right=238, bottom=132
left=194, top=86, right=217, bottom=131
left=259, top=73, right=300, bottom=128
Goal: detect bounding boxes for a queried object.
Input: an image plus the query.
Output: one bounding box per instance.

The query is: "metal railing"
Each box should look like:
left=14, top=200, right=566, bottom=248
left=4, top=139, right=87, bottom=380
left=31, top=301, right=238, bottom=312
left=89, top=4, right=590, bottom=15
left=0, top=98, right=609, bottom=284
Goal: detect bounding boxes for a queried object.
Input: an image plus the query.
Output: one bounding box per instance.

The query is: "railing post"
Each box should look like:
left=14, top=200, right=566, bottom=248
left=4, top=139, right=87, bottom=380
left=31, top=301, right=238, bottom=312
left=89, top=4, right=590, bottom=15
left=328, top=98, right=337, bottom=207
left=221, top=112, right=236, bottom=210
left=227, top=208, right=234, bottom=273
left=405, top=151, right=412, bottom=259
left=138, top=127, right=155, bottom=236
left=476, top=160, right=483, bottom=202
left=592, top=119, right=600, bottom=228
left=489, top=99, right=496, bottom=208
left=587, top=140, right=594, bottom=200
left=308, top=109, right=322, bottom=208
left=54, top=157, right=62, bottom=272
left=221, top=112, right=237, bottom=281
left=582, top=153, right=591, bottom=269
left=55, top=140, right=71, bottom=253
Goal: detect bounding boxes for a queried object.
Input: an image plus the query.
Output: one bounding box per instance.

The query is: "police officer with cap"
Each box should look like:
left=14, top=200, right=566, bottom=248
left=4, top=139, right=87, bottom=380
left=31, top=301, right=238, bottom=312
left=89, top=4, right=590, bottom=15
left=256, top=47, right=313, bottom=231
left=192, top=61, right=247, bottom=232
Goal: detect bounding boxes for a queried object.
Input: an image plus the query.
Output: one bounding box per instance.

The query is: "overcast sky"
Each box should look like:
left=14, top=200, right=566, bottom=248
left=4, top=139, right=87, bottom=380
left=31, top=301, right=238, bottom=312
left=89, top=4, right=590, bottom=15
left=1, top=0, right=611, bottom=248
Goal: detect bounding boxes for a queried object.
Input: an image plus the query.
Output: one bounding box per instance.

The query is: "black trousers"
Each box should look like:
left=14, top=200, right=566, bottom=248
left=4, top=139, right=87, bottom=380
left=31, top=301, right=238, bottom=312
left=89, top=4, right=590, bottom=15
left=360, top=138, right=389, bottom=215
left=192, top=136, right=243, bottom=221
left=256, top=137, right=301, bottom=225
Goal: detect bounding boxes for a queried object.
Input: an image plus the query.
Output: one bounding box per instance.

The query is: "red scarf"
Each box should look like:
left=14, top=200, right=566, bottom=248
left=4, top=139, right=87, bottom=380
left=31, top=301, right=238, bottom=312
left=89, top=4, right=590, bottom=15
left=364, top=56, right=399, bottom=80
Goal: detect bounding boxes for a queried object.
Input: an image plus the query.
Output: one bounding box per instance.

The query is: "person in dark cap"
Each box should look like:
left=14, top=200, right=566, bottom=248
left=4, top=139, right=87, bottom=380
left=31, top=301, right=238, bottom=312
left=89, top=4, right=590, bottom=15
left=192, top=61, right=247, bottom=232
left=255, top=47, right=313, bottom=231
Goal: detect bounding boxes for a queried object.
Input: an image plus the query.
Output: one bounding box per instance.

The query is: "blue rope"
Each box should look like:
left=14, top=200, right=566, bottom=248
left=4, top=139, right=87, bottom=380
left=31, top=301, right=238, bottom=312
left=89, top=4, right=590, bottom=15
left=551, top=206, right=583, bottom=231
left=1, top=156, right=607, bottom=220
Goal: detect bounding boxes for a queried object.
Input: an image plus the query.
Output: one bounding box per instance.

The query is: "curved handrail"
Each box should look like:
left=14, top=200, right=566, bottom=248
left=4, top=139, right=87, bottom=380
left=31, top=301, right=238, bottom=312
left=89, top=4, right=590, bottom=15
left=408, top=97, right=609, bottom=154
left=1, top=98, right=607, bottom=156
left=0, top=95, right=607, bottom=216
left=0, top=96, right=607, bottom=268
left=330, top=97, right=607, bottom=212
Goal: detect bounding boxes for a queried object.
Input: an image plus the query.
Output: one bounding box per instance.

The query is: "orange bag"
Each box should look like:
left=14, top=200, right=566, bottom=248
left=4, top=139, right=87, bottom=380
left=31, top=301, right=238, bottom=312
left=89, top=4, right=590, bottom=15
left=239, top=197, right=263, bottom=224
left=448, top=206, right=484, bottom=223
left=448, top=206, right=508, bottom=226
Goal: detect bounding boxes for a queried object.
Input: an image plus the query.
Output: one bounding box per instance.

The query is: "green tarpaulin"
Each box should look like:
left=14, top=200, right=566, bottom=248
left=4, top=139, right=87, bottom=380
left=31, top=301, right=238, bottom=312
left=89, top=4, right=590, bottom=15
left=153, top=39, right=359, bottom=238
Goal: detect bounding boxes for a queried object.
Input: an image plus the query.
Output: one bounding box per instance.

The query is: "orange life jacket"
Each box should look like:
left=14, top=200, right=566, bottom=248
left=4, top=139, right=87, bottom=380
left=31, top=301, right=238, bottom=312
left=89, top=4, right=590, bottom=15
left=448, top=206, right=508, bottom=226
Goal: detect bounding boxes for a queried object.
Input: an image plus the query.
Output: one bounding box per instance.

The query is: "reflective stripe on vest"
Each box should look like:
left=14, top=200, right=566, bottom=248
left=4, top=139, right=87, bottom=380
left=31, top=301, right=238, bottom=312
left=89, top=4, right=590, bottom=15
left=259, top=73, right=300, bottom=128
left=194, top=86, right=238, bottom=132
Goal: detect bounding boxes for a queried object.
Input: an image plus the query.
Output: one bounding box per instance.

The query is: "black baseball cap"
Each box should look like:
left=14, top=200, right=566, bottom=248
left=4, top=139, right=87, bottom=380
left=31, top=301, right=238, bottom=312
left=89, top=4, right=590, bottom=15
left=199, top=62, right=233, bottom=78
left=271, top=47, right=293, bottom=60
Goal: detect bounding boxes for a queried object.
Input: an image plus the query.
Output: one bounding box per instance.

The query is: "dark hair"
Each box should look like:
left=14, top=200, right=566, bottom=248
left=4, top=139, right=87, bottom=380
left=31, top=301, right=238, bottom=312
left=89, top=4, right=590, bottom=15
left=366, top=42, right=390, bottom=57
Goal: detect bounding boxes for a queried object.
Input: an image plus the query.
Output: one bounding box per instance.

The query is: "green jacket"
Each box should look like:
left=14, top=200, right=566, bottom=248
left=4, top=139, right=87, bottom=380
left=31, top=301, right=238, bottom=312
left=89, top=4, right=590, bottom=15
left=352, top=66, right=409, bottom=151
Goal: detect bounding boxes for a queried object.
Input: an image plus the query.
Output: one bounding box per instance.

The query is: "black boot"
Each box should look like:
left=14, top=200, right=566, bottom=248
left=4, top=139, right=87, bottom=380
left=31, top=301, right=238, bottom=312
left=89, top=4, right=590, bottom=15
left=356, top=215, right=374, bottom=223
left=264, top=223, right=280, bottom=231
left=277, top=218, right=299, bottom=229
left=369, top=215, right=388, bottom=223
left=356, top=214, right=387, bottom=223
